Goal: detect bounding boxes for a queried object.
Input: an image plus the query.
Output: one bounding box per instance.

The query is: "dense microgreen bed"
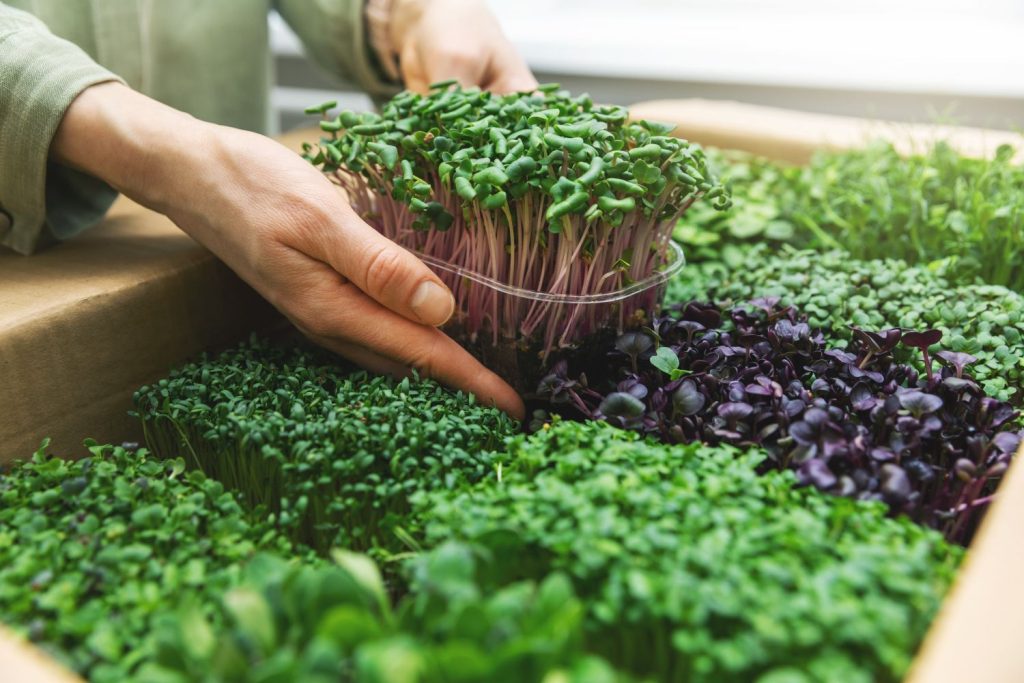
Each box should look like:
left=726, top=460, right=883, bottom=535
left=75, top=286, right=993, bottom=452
left=667, top=245, right=1024, bottom=402
left=0, top=441, right=307, bottom=683
left=133, top=337, right=518, bottom=556
left=414, top=420, right=961, bottom=683
left=676, top=142, right=1024, bottom=289
left=8, top=125, right=1022, bottom=682
left=134, top=543, right=628, bottom=683
left=304, top=84, right=727, bottom=357
left=534, top=301, right=1021, bottom=543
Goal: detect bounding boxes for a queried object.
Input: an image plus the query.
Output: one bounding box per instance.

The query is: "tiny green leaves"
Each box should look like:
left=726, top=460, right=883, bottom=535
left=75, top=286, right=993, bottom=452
left=304, top=100, right=337, bottom=115
left=223, top=587, right=277, bottom=653
left=331, top=549, right=389, bottom=616
left=471, top=166, right=509, bottom=186
left=650, top=346, right=688, bottom=380
left=305, top=85, right=726, bottom=232
left=416, top=420, right=962, bottom=682
left=0, top=442, right=306, bottom=681
left=139, top=542, right=625, bottom=683
left=302, top=87, right=727, bottom=359
left=677, top=142, right=1024, bottom=291
left=133, top=338, right=519, bottom=555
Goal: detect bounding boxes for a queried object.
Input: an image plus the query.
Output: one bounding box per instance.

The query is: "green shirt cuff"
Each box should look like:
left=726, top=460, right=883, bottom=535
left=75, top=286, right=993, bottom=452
left=275, top=0, right=402, bottom=100
left=0, top=19, right=123, bottom=255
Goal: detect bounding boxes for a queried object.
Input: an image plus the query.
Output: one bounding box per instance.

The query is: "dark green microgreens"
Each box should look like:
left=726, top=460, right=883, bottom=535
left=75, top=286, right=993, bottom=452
left=304, top=84, right=729, bottom=357
left=132, top=336, right=518, bottom=557
left=414, top=420, right=962, bottom=683
left=0, top=441, right=307, bottom=683
left=675, top=142, right=1024, bottom=289
left=667, top=244, right=1024, bottom=403
left=133, top=543, right=631, bottom=683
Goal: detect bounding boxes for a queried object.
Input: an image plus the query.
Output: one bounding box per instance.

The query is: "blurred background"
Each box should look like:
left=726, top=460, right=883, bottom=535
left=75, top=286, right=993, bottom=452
left=271, top=0, right=1024, bottom=133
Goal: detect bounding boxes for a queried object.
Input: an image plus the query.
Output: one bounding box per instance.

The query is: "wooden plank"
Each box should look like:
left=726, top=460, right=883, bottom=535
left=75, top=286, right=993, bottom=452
left=0, top=626, right=84, bottom=683
left=629, top=98, right=1022, bottom=164
left=907, top=446, right=1024, bottom=683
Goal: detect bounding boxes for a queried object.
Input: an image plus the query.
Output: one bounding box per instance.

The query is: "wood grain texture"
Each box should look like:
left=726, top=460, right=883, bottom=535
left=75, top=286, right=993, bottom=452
left=0, top=626, right=84, bottom=683
left=629, top=99, right=1022, bottom=164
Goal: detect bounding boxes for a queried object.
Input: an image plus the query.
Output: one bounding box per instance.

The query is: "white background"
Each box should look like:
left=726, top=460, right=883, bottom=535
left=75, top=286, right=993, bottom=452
left=270, top=0, right=1024, bottom=132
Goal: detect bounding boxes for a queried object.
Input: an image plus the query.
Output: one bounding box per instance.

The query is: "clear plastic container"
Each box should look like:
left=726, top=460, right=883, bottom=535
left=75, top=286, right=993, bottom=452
left=345, top=177, right=687, bottom=392
left=414, top=241, right=686, bottom=393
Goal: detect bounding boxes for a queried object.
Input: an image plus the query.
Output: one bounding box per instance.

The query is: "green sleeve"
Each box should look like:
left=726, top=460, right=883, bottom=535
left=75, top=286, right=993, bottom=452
left=0, top=3, right=123, bottom=255
left=275, top=0, right=401, bottom=100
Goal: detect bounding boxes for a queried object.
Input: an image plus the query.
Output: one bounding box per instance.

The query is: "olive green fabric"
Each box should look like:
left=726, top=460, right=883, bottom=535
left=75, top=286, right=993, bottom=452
left=0, top=0, right=396, bottom=255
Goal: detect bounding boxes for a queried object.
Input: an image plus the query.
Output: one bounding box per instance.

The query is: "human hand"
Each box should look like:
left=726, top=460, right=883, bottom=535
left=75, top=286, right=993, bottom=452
left=390, top=0, right=537, bottom=94
left=52, top=82, right=525, bottom=419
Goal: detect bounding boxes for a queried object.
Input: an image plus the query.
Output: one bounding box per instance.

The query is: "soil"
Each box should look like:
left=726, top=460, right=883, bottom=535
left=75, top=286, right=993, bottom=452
left=445, top=322, right=548, bottom=396
left=445, top=320, right=622, bottom=400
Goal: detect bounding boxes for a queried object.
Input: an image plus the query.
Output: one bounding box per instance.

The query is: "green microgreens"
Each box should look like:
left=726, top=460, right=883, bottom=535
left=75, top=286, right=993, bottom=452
left=676, top=142, right=1024, bottom=290
left=134, top=543, right=627, bottom=683
left=414, top=419, right=963, bottom=683
left=649, top=345, right=688, bottom=380
left=668, top=244, right=1024, bottom=403
left=132, top=336, right=519, bottom=557
left=0, top=441, right=307, bottom=682
left=303, top=83, right=728, bottom=357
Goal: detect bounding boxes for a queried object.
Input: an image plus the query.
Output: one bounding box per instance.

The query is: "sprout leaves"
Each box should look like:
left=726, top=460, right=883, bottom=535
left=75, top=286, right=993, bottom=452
left=535, top=301, right=1022, bottom=544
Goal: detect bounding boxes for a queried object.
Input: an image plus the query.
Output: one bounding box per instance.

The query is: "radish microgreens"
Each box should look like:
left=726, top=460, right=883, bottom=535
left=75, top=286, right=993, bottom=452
left=304, top=83, right=728, bottom=358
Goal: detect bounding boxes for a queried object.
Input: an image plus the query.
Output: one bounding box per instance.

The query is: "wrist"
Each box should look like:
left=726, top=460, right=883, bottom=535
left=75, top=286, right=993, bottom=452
left=51, top=82, right=215, bottom=214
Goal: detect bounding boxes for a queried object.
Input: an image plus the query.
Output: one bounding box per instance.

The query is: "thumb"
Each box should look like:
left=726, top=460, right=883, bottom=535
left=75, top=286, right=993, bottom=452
left=304, top=206, right=455, bottom=327
left=486, top=55, right=538, bottom=94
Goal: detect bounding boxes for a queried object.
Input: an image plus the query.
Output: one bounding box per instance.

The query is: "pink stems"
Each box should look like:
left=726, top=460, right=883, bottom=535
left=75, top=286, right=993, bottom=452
left=332, top=169, right=701, bottom=358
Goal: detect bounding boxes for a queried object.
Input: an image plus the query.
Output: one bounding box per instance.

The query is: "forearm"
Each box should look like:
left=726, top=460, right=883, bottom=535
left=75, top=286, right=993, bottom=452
left=49, top=81, right=523, bottom=418
left=50, top=82, right=212, bottom=217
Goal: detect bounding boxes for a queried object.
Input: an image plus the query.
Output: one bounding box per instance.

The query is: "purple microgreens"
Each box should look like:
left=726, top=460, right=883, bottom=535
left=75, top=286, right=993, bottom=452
left=897, top=390, right=944, bottom=419
left=673, top=320, right=706, bottom=344
left=849, top=383, right=878, bottom=412
left=935, top=350, right=978, bottom=379
left=615, top=332, right=654, bottom=374
left=849, top=327, right=902, bottom=369
left=748, top=295, right=781, bottom=312
left=798, top=458, right=838, bottom=490
left=880, top=464, right=914, bottom=507
left=746, top=375, right=783, bottom=398
left=598, top=392, right=646, bottom=426
left=535, top=300, right=1023, bottom=545
left=680, top=301, right=723, bottom=329
left=714, top=402, right=755, bottom=441
left=618, top=377, right=649, bottom=400
left=992, top=431, right=1022, bottom=455
left=672, top=380, right=706, bottom=416
left=901, top=329, right=943, bottom=383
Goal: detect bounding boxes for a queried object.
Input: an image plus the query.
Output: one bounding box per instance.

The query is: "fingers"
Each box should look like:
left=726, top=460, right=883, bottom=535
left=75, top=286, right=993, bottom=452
left=290, top=258, right=525, bottom=420
left=484, top=49, right=539, bottom=94
left=424, top=47, right=488, bottom=91
left=298, top=205, right=455, bottom=327
left=398, top=43, right=430, bottom=94
left=308, top=326, right=524, bottom=420
left=392, top=0, right=535, bottom=95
